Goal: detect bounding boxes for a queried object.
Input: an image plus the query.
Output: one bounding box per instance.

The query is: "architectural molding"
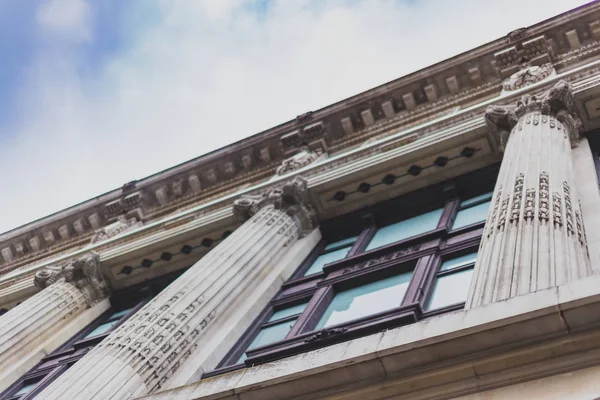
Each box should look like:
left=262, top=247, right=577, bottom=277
left=90, top=216, right=141, bottom=244
left=469, top=80, right=592, bottom=309
left=233, top=176, right=318, bottom=238
left=502, top=62, right=555, bottom=92
left=276, top=147, right=321, bottom=176
left=2, top=3, right=600, bottom=274
left=34, top=252, right=108, bottom=307
left=486, top=80, right=582, bottom=150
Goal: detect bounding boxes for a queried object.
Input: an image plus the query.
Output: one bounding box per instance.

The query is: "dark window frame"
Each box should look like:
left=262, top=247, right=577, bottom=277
left=207, top=165, right=498, bottom=375
left=588, top=134, right=600, bottom=187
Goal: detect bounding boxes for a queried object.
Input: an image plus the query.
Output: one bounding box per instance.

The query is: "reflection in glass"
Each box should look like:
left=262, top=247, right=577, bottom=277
left=237, top=303, right=307, bottom=364
left=452, top=201, right=490, bottom=230
left=427, top=268, right=474, bottom=310
left=324, top=236, right=358, bottom=251
left=366, top=208, right=443, bottom=251
left=15, top=380, right=39, bottom=396
left=269, top=302, right=307, bottom=322
left=304, top=247, right=351, bottom=276
left=439, top=252, right=477, bottom=272
left=83, top=320, right=119, bottom=339
left=460, top=192, right=493, bottom=207
left=109, top=308, right=133, bottom=320
left=316, top=271, right=413, bottom=329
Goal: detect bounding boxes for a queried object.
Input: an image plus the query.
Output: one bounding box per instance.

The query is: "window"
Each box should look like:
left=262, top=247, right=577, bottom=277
left=209, top=167, right=497, bottom=375
left=82, top=308, right=133, bottom=339
left=316, top=271, right=413, bottom=329
left=236, top=302, right=308, bottom=364
left=426, top=252, right=477, bottom=311
left=451, top=192, right=492, bottom=230
left=303, top=236, right=358, bottom=276
left=366, top=208, right=444, bottom=251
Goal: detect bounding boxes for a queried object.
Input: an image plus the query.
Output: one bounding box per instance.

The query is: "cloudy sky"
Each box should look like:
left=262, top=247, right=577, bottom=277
left=0, top=0, right=592, bottom=234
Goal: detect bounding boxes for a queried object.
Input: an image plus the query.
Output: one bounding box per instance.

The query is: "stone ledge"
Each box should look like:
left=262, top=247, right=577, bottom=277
left=139, top=273, right=600, bottom=400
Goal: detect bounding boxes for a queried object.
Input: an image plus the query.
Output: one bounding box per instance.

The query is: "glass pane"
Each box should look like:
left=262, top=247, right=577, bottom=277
left=15, top=381, right=39, bottom=396
left=268, top=303, right=308, bottom=322
left=109, top=307, right=134, bottom=320
left=366, top=208, right=443, bottom=251
left=316, top=271, right=413, bottom=329
left=452, top=200, right=490, bottom=230
left=427, top=268, right=474, bottom=310
left=84, top=320, right=118, bottom=339
left=440, top=252, right=477, bottom=272
left=236, top=318, right=299, bottom=363
left=236, top=352, right=248, bottom=365
left=460, top=192, right=493, bottom=207
left=324, top=236, right=358, bottom=250
left=304, top=247, right=351, bottom=276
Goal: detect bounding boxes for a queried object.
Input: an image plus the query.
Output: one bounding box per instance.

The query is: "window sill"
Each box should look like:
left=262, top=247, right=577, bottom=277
left=244, top=303, right=422, bottom=366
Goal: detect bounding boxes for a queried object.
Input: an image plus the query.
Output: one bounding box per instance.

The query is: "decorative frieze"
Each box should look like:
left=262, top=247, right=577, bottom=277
left=276, top=147, right=320, bottom=176
left=502, top=63, right=555, bottom=92
left=90, top=216, right=140, bottom=245
left=564, top=181, right=575, bottom=236
left=509, top=174, right=524, bottom=224
left=487, top=187, right=502, bottom=238
left=539, top=172, right=549, bottom=222
left=552, top=192, right=563, bottom=227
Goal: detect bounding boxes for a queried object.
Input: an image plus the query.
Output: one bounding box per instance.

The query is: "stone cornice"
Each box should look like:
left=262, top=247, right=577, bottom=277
left=2, top=56, right=600, bottom=301
left=2, top=2, right=600, bottom=276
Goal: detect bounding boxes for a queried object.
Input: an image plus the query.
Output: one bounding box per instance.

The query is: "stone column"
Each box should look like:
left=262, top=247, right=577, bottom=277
left=0, top=253, right=108, bottom=391
left=36, top=177, right=318, bottom=400
left=466, top=80, right=592, bottom=309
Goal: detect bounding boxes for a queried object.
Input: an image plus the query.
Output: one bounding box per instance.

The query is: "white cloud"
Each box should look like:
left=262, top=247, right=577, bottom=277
left=0, top=0, right=592, bottom=233
left=36, top=0, right=92, bottom=42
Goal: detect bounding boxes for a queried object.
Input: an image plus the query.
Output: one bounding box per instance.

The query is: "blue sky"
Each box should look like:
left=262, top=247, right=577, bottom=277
left=0, top=0, right=592, bottom=233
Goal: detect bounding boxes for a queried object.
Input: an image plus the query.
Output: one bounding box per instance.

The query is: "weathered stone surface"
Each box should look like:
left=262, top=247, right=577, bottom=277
left=0, top=252, right=107, bottom=392
left=35, top=178, right=318, bottom=400
left=468, top=81, right=592, bottom=309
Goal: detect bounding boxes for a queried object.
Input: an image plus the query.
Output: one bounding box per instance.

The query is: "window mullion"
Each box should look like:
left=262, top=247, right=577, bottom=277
left=349, top=226, right=376, bottom=256
left=289, top=286, right=333, bottom=336
left=403, top=254, right=437, bottom=306
left=439, top=199, right=460, bottom=231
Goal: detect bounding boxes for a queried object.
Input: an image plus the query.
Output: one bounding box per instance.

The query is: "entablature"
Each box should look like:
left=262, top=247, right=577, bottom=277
left=4, top=56, right=600, bottom=308
left=4, top=2, right=600, bottom=294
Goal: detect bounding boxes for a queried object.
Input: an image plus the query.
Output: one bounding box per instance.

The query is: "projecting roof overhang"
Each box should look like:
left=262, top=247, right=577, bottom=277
left=3, top=59, right=600, bottom=306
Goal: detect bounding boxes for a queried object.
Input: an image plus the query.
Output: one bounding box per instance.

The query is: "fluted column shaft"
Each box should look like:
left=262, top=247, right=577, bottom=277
left=36, top=177, right=317, bottom=400
left=0, top=252, right=107, bottom=392
left=467, top=81, right=592, bottom=309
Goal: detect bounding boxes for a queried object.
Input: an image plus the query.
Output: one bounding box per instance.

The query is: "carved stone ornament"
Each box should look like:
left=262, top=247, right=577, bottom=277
left=502, top=63, right=555, bottom=92
left=90, top=216, right=141, bottom=244
left=34, top=252, right=108, bottom=306
left=232, top=176, right=318, bottom=237
left=304, top=327, right=348, bottom=343
left=485, top=80, right=582, bottom=151
left=276, top=147, right=320, bottom=176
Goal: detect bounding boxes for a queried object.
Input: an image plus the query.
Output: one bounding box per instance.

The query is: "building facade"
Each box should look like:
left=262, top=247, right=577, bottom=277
left=2, top=3, right=600, bottom=399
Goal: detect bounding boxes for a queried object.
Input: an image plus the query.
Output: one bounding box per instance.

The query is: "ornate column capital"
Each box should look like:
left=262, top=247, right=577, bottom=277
left=34, top=252, right=109, bottom=306
left=485, top=80, right=582, bottom=150
left=233, top=176, right=318, bottom=237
